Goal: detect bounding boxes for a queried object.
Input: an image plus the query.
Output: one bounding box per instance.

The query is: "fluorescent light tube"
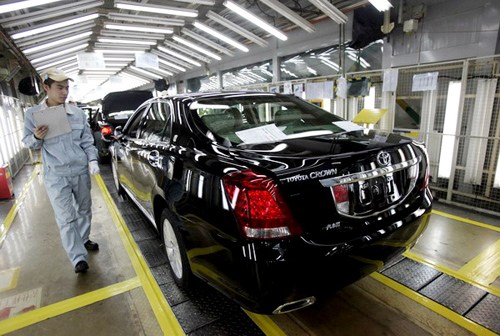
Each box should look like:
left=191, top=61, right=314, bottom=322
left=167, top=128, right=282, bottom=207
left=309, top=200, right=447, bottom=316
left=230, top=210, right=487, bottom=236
left=150, top=67, right=174, bottom=77
left=104, top=23, right=173, bottom=35
left=11, top=13, right=99, bottom=39
left=181, top=29, right=234, bottom=56
left=104, top=57, right=134, bottom=61
left=1, top=0, right=103, bottom=29
left=158, top=59, right=186, bottom=72
left=0, top=0, right=63, bottom=14
left=307, top=0, right=347, bottom=24
left=115, top=1, right=197, bottom=18
left=108, top=13, right=185, bottom=26
left=98, top=38, right=157, bottom=45
left=168, top=0, right=215, bottom=5
left=104, top=63, right=129, bottom=67
left=151, top=49, right=193, bottom=69
left=130, top=66, right=163, bottom=79
left=22, top=31, right=92, bottom=54
left=31, top=44, right=88, bottom=63
left=369, top=0, right=392, bottom=12
left=35, top=56, right=77, bottom=71
left=206, top=10, right=267, bottom=47
left=121, top=71, right=149, bottom=83
left=193, top=21, right=249, bottom=52
left=173, top=36, right=221, bottom=60
left=93, top=49, right=147, bottom=54
left=223, top=1, right=287, bottom=41
left=157, top=46, right=202, bottom=66
left=259, top=0, right=316, bottom=33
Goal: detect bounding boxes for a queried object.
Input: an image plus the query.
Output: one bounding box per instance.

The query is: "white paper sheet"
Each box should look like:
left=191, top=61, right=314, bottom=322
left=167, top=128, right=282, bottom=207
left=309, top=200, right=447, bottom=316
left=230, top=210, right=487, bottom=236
left=332, top=121, right=364, bottom=132
left=236, top=124, right=287, bottom=144
left=32, top=105, right=71, bottom=139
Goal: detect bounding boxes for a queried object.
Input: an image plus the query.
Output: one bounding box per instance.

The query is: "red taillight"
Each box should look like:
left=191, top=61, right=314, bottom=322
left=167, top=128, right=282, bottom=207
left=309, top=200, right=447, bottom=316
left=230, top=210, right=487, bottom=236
left=332, top=184, right=350, bottom=214
left=101, top=126, right=113, bottom=136
left=222, top=170, right=302, bottom=239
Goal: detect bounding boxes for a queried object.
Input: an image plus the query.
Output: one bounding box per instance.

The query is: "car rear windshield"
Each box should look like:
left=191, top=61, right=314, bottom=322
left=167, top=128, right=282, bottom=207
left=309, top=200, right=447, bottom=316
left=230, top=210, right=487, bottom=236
left=189, top=94, right=361, bottom=145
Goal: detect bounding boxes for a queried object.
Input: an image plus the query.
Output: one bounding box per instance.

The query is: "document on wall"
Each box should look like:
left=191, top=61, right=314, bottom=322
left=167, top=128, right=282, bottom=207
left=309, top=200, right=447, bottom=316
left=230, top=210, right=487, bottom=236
left=32, top=105, right=71, bottom=139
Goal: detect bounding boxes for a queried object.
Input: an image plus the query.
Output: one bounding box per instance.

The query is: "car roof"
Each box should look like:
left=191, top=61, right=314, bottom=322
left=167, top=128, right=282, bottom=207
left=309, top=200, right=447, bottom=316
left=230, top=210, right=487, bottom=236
left=151, top=91, right=287, bottom=103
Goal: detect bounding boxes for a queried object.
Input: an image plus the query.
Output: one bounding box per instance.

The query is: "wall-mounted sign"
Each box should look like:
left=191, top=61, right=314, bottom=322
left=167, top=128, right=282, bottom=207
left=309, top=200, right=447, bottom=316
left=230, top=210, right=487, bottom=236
left=412, top=72, right=439, bottom=91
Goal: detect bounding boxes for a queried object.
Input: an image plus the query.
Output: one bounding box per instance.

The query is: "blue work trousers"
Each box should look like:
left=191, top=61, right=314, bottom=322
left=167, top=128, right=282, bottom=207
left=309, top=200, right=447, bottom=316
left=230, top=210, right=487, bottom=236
left=44, top=173, right=92, bottom=266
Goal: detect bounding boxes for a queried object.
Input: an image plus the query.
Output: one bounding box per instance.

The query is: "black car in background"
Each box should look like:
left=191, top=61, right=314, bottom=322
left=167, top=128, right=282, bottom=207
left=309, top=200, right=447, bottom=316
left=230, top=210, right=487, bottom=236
left=110, top=92, right=432, bottom=314
left=91, top=90, right=153, bottom=163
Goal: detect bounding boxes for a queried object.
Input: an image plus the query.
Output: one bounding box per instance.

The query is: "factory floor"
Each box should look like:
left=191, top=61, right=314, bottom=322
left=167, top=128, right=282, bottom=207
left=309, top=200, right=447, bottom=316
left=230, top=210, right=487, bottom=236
left=0, top=163, right=498, bottom=335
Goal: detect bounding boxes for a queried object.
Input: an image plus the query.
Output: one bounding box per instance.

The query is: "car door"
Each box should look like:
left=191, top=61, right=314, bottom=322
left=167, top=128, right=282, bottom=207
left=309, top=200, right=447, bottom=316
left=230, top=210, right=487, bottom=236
left=114, top=104, right=149, bottom=203
left=131, top=100, right=173, bottom=222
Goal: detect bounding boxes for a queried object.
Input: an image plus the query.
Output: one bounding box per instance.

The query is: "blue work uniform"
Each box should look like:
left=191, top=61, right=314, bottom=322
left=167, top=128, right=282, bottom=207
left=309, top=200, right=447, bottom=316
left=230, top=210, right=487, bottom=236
left=22, top=102, right=98, bottom=267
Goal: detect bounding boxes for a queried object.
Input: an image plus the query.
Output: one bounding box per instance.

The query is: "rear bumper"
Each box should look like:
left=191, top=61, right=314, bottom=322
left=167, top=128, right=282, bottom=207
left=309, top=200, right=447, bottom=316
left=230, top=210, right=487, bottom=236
left=224, top=201, right=432, bottom=314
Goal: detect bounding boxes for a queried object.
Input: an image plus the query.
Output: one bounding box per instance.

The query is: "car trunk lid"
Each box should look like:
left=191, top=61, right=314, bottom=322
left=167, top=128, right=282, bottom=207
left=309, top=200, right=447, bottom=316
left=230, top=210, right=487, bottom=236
left=226, top=133, right=429, bottom=243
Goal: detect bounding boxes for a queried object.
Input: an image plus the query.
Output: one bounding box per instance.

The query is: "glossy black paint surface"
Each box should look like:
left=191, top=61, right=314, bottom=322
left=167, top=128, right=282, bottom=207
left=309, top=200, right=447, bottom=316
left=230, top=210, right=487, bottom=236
left=110, top=92, right=432, bottom=314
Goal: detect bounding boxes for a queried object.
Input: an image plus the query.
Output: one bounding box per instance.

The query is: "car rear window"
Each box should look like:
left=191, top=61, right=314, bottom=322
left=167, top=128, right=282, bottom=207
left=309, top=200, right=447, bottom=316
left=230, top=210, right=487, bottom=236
left=189, top=95, right=358, bottom=145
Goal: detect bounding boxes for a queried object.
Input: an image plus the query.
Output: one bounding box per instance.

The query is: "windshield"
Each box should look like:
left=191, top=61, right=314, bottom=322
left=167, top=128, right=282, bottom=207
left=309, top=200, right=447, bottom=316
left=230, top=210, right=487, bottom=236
left=190, top=94, right=363, bottom=145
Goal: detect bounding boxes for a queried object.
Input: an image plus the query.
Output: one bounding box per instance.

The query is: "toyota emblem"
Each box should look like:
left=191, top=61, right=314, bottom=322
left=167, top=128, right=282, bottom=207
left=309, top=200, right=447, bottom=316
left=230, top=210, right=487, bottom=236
left=377, top=151, right=391, bottom=166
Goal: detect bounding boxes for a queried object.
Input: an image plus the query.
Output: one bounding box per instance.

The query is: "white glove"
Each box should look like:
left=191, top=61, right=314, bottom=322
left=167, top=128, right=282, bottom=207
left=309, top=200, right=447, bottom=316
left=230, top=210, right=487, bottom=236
left=89, top=161, right=100, bottom=175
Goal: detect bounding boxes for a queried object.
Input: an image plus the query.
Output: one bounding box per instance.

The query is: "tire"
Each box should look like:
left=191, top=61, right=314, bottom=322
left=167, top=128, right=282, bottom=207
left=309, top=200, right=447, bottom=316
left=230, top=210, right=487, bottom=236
left=160, top=208, right=191, bottom=288
left=111, top=159, right=125, bottom=196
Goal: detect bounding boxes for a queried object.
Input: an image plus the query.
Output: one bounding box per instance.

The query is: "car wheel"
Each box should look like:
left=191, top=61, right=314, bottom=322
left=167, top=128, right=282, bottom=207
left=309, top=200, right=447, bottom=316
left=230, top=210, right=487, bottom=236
left=111, top=159, right=125, bottom=196
left=161, top=208, right=191, bottom=288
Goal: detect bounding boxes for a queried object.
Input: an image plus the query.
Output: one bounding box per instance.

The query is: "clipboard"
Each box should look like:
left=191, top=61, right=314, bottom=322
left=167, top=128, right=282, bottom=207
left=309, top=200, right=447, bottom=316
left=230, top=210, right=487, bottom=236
left=33, top=105, right=71, bottom=139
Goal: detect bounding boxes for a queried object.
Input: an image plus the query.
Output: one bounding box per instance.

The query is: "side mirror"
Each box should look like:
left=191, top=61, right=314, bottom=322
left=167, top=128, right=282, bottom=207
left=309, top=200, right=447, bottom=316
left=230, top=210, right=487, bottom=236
left=113, top=126, right=123, bottom=140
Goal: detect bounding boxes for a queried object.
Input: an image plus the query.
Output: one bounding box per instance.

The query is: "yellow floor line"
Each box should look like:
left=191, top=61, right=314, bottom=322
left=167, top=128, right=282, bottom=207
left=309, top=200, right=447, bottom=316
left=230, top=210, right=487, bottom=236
left=243, top=310, right=287, bottom=336
left=96, top=175, right=185, bottom=336
left=403, top=250, right=500, bottom=297
left=370, top=272, right=497, bottom=336
left=0, top=165, right=39, bottom=245
left=431, top=210, right=500, bottom=232
left=457, top=239, right=500, bottom=288
left=0, top=277, right=141, bottom=334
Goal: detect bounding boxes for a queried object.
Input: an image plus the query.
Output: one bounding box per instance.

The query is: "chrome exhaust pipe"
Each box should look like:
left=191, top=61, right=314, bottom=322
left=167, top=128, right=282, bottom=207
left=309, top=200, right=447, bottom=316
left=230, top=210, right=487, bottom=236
left=272, top=296, right=316, bottom=314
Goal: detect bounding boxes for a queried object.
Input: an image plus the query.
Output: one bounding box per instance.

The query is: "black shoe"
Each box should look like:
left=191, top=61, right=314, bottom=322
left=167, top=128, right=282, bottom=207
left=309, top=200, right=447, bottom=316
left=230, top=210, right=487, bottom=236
left=84, top=240, right=99, bottom=251
left=75, top=260, right=89, bottom=273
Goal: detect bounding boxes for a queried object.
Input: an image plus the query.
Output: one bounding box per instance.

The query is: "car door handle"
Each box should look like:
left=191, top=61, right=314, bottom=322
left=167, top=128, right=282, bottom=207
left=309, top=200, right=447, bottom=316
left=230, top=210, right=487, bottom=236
left=148, top=150, right=160, bottom=167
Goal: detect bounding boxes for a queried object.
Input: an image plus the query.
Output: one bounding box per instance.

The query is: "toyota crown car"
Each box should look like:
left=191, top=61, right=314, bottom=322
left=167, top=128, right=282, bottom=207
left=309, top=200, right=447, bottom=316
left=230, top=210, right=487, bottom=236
left=110, top=92, right=432, bottom=314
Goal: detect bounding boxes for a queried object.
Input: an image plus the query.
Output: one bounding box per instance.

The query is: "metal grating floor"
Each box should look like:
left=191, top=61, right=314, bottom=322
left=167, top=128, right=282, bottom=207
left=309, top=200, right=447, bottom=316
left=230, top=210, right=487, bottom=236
left=381, top=257, right=499, bottom=334
left=100, top=166, right=263, bottom=335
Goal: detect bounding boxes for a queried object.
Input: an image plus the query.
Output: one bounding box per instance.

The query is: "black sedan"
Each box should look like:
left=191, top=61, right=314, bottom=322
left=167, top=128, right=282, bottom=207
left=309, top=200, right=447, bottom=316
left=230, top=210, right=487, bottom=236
left=110, top=92, right=432, bottom=314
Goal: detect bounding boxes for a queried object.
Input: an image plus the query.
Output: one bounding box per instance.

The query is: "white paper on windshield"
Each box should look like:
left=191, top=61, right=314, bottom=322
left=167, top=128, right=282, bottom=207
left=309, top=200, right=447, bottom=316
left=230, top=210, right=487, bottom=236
left=33, top=105, right=71, bottom=139
left=332, top=121, right=364, bottom=132
left=236, top=124, right=287, bottom=144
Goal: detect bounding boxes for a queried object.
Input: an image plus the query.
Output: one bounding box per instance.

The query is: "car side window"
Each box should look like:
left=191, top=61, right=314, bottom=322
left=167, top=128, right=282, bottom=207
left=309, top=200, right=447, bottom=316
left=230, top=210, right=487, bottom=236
left=139, top=102, right=171, bottom=142
left=125, top=107, right=147, bottom=138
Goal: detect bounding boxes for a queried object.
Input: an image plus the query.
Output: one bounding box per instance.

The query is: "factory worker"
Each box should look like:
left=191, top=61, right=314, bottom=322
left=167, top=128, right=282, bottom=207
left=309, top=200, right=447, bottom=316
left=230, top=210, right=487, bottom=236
left=22, top=68, right=100, bottom=274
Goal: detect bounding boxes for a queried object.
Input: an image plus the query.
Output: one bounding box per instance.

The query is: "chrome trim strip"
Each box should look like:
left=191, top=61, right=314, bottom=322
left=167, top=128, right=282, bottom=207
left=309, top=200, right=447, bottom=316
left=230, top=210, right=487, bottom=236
left=320, top=156, right=421, bottom=187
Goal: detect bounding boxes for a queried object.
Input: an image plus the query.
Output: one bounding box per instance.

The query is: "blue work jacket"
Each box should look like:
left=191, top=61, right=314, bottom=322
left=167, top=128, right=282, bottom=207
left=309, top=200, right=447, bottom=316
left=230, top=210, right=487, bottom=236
left=22, top=102, right=98, bottom=177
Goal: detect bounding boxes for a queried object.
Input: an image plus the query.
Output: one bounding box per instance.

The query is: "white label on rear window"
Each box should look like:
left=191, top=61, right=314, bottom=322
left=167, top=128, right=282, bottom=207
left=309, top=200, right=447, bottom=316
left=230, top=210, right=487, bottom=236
left=236, top=124, right=287, bottom=144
